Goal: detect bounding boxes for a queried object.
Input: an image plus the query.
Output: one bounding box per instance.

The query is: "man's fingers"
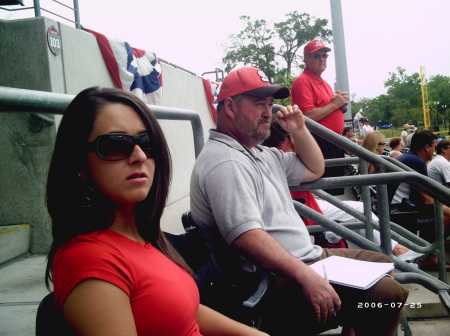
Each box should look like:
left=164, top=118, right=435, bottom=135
left=334, top=295, right=342, bottom=312
left=276, top=105, right=301, bottom=119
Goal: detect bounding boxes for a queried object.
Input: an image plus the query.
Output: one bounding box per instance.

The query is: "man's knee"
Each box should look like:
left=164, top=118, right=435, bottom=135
left=365, top=276, right=409, bottom=304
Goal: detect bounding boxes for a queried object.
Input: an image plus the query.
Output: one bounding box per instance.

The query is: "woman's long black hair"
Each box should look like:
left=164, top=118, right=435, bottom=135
left=45, top=87, right=191, bottom=289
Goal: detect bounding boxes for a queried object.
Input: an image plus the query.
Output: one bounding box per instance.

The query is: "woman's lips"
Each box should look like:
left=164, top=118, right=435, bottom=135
left=126, top=172, right=148, bottom=182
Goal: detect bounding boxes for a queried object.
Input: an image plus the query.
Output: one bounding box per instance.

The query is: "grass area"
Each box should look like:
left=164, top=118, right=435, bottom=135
left=378, top=129, right=401, bottom=138
left=377, top=126, right=450, bottom=139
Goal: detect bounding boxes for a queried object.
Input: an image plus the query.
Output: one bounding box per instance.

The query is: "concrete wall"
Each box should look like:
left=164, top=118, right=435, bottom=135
left=0, top=17, right=215, bottom=254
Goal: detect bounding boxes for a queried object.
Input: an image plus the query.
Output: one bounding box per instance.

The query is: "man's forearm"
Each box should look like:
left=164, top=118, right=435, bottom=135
left=291, top=126, right=325, bottom=181
left=232, top=228, right=314, bottom=284
left=303, top=103, right=338, bottom=122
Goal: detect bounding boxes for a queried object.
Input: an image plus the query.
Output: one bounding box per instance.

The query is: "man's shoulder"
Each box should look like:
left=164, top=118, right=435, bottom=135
left=397, top=151, right=426, bottom=172
left=429, top=155, right=450, bottom=168
left=292, top=72, right=310, bottom=86
left=397, top=151, right=417, bottom=161
left=193, top=134, right=253, bottom=178
left=195, top=138, right=236, bottom=165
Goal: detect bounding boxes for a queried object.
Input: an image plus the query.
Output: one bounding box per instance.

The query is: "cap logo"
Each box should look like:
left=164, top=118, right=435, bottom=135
left=257, top=70, right=269, bottom=83
left=315, top=41, right=324, bottom=47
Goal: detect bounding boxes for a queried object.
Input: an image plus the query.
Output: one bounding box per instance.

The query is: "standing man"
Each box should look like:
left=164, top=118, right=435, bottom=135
left=291, top=40, right=349, bottom=195
left=407, top=126, right=417, bottom=147
left=428, top=139, right=450, bottom=188
left=401, top=124, right=410, bottom=147
left=191, top=67, right=408, bottom=336
left=353, top=108, right=365, bottom=134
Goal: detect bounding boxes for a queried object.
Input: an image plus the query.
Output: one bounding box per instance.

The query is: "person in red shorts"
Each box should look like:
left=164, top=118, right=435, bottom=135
left=291, top=40, right=349, bottom=195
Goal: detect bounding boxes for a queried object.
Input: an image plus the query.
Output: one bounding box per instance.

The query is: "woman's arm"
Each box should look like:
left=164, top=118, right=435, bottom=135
left=63, top=279, right=137, bottom=336
left=197, top=304, right=269, bottom=336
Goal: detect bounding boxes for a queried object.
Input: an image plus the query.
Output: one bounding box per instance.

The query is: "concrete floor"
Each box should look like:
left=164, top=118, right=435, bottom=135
left=1, top=196, right=449, bottom=335
left=0, top=253, right=449, bottom=336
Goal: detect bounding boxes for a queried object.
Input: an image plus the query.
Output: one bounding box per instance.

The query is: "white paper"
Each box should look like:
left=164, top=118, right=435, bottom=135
left=309, top=256, right=394, bottom=290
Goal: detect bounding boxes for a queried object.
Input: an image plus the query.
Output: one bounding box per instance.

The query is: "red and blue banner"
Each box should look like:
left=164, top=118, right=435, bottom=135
left=86, top=28, right=163, bottom=105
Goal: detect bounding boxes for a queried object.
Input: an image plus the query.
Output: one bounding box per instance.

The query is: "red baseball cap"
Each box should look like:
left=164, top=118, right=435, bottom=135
left=304, top=40, right=331, bottom=56
left=217, top=67, right=290, bottom=103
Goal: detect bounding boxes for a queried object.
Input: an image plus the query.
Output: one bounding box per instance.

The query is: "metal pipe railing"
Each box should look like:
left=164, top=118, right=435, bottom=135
left=2, top=93, right=449, bottom=302
left=0, top=86, right=204, bottom=158
left=291, top=116, right=450, bottom=289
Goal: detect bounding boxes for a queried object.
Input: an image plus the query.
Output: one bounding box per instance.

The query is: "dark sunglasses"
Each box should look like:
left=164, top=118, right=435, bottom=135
left=378, top=142, right=386, bottom=146
left=308, top=53, right=329, bottom=59
left=87, top=133, right=153, bottom=161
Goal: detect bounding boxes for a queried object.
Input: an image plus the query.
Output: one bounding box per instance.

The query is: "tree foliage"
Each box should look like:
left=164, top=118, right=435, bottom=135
left=221, top=14, right=449, bottom=128
left=354, top=67, right=450, bottom=129
left=222, top=12, right=332, bottom=84
left=222, top=16, right=277, bottom=82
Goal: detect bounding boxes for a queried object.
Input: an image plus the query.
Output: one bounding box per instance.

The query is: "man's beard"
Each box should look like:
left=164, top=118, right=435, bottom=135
left=234, top=111, right=271, bottom=144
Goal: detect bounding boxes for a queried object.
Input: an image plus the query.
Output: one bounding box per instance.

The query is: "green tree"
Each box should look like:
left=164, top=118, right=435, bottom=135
left=353, top=69, right=450, bottom=130
left=428, top=75, right=450, bottom=129
left=384, top=67, right=422, bottom=108
left=222, top=16, right=277, bottom=82
left=222, top=12, right=332, bottom=84
left=350, top=96, right=371, bottom=118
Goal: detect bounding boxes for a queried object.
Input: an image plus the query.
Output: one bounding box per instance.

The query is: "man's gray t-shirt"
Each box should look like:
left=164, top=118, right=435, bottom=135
left=190, top=130, right=322, bottom=277
left=428, top=154, right=450, bottom=188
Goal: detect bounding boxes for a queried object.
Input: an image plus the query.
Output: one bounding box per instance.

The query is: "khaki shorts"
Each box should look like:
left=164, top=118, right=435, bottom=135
left=260, top=249, right=409, bottom=336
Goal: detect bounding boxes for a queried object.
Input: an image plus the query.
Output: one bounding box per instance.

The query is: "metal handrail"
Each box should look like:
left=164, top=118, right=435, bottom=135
left=0, top=86, right=204, bottom=157
left=0, top=0, right=81, bottom=29
left=292, top=117, right=450, bottom=294
left=2, top=91, right=449, bottom=305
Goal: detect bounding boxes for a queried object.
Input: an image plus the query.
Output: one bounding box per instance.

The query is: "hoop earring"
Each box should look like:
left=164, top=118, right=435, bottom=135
left=78, top=184, right=96, bottom=208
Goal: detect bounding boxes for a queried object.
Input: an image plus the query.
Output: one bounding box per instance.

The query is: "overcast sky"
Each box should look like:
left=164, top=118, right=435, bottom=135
left=7, top=0, right=450, bottom=99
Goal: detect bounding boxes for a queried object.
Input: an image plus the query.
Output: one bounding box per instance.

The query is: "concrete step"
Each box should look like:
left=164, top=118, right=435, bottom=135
left=0, top=224, right=30, bottom=264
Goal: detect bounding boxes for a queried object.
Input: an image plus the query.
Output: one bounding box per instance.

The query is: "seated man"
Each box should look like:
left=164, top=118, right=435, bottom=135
left=361, top=118, right=374, bottom=136
left=428, top=139, right=450, bottom=188
left=342, top=126, right=361, bottom=145
left=190, top=67, right=408, bottom=336
left=341, top=126, right=361, bottom=155
left=391, top=129, right=450, bottom=270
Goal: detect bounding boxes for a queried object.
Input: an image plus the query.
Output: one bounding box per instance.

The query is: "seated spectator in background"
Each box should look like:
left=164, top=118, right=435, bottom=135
left=401, top=124, right=409, bottom=147
left=388, top=137, right=403, bottom=159
left=46, top=87, right=268, bottom=336
left=361, top=118, right=374, bottom=136
left=360, top=131, right=386, bottom=174
left=342, top=126, right=361, bottom=155
left=407, top=126, right=417, bottom=147
left=428, top=139, right=450, bottom=188
left=263, top=122, right=418, bottom=259
left=391, top=129, right=450, bottom=270
left=342, top=126, right=361, bottom=144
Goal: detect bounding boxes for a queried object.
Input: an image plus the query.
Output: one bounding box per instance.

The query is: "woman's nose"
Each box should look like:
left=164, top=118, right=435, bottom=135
left=128, top=145, right=147, bottom=163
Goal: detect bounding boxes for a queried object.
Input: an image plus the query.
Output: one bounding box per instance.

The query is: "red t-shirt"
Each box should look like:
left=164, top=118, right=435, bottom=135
left=53, top=229, right=202, bottom=336
left=291, top=68, right=344, bottom=134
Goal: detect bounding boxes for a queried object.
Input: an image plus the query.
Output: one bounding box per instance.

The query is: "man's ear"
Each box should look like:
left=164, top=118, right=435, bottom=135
left=223, top=97, right=237, bottom=120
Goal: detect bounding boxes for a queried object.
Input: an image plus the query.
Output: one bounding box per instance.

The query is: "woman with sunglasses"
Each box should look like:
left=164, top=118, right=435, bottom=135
left=45, top=87, right=268, bottom=336
left=361, top=131, right=386, bottom=174
left=359, top=131, right=422, bottom=259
